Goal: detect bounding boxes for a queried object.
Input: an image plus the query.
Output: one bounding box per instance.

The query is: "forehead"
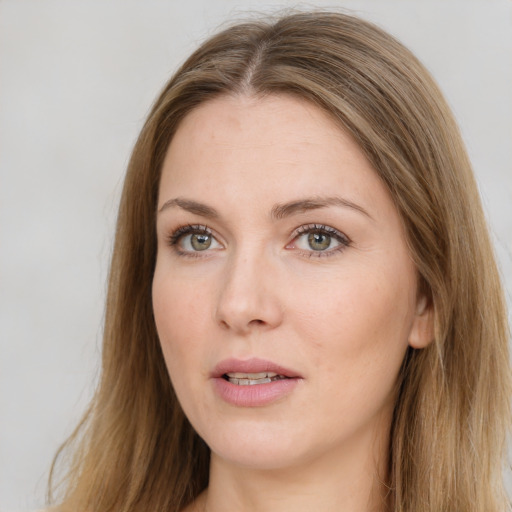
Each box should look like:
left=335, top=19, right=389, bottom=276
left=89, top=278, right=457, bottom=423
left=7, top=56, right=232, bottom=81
left=158, top=94, right=392, bottom=219
left=173, top=93, right=343, bottom=146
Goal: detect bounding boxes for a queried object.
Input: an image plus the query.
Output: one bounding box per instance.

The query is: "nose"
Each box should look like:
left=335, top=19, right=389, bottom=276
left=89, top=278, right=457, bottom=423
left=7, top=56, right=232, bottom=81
left=215, top=251, right=283, bottom=335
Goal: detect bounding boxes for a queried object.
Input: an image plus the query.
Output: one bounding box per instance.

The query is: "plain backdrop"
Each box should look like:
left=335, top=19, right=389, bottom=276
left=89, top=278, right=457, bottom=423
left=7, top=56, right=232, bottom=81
left=1, top=0, right=511, bottom=510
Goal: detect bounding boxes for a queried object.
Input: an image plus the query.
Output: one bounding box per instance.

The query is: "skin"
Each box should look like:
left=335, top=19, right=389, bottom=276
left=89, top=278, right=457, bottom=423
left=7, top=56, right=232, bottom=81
left=152, top=94, right=433, bottom=512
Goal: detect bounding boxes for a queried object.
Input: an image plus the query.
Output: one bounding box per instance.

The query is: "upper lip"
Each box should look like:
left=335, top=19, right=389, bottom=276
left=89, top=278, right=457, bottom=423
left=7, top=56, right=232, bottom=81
left=211, top=357, right=301, bottom=379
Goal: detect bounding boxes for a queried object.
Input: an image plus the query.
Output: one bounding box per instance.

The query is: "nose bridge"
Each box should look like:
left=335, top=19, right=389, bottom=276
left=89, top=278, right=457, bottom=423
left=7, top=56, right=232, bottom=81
left=215, top=244, right=282, bottom=333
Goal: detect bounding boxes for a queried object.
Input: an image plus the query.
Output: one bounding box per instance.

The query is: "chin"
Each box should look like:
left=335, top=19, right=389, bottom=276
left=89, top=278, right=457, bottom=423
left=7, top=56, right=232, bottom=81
left=199, top=420, right=305, bottom=470
left=211, top=444, right=304, bottom=471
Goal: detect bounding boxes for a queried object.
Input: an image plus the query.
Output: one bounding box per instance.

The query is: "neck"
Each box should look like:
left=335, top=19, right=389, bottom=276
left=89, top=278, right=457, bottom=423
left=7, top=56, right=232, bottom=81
left=195, top=421, right=391, bottom=512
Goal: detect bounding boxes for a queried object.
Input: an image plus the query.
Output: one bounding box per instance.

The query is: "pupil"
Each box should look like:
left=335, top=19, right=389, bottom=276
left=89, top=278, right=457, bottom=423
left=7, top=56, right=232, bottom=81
left=308, top=232, right=330, bottom=251
left=191, top=233, right=211, bottom=251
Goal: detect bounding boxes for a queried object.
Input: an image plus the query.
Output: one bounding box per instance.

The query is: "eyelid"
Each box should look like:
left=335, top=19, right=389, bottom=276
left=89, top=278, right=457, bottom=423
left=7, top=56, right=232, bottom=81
left=167, top=224, right=212, bottom=245
left=293, top=223, right=350, bottom=242
left=165, top=222, right=350, bottom=258
left=167, top=224, right=224, bottom=256
left=287, top=223, right=351, bottom=257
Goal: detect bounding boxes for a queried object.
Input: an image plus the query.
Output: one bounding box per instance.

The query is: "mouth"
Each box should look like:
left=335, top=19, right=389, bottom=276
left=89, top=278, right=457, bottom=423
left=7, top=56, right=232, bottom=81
left=212, top=357, right=300, bottom=381
left=211, top=358, right=301, bottom=406
left=223, top=372, right=288, bottom=385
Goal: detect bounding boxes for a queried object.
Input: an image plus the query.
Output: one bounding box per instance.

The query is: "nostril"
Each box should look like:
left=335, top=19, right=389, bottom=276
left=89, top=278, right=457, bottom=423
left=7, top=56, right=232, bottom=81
left=215, top=286, right=283, bottom=332
left=246, top=319, right=266, bottom=328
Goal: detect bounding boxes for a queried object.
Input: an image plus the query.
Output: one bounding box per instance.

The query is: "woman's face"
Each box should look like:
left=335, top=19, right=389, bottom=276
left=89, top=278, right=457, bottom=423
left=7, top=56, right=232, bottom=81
left=153, top=94, right=431, bottom=471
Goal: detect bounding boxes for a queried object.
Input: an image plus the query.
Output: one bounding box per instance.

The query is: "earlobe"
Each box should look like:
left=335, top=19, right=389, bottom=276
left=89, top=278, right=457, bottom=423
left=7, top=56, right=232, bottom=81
left=408, top=295, right=435, bottom=349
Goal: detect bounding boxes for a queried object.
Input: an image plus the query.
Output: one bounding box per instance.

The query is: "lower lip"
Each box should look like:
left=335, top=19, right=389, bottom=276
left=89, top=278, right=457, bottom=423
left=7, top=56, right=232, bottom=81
left=212, top=377, right=300, bottom=407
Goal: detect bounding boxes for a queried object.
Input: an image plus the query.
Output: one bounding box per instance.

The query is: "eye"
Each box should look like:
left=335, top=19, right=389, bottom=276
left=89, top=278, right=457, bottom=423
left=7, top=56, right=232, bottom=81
left=288, top=224, right=350, bottom=256
left=168, top=225, right=223, bottom=254
left=304, top=231, right=332, bottom=251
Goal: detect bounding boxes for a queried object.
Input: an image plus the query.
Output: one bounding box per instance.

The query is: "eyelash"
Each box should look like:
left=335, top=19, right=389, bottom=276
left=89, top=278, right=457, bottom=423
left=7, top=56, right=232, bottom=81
left=291, top=223, right=350, bottom=258
left=166, top=224, right=216, bottom=257
left=166, top=223, right=350, bottom=258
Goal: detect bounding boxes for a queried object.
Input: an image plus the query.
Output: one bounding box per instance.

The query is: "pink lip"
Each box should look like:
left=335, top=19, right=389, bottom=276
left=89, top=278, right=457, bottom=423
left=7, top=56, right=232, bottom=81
left=211, top=357, right=301, bottom=379
left=211, top=358, right=302, bottom=407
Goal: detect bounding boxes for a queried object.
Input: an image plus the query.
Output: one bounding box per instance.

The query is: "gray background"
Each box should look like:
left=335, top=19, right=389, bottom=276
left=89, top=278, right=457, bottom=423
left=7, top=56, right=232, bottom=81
left=1, top=1, right=511, bottom=510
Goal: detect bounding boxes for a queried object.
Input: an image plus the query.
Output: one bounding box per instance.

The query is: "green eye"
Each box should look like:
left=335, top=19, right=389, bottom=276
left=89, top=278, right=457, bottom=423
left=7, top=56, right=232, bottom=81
left=169, top=225, right=223, bottom=254
left=290, top=224, right=349, bottom=256
left=307, top=232, right=331, bottom=251
left=190, top=233, right=212, bottom=251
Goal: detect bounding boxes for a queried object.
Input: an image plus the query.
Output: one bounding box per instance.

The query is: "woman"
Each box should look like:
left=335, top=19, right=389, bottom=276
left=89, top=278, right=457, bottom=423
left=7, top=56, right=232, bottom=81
left=49, top=11, right=511, bottom=512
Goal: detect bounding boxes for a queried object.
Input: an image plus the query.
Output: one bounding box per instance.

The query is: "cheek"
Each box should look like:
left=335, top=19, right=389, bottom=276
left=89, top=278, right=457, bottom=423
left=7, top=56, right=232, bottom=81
left=152, top=271, right=212, bottom=380
left=294, top=265, right=414, bottom=388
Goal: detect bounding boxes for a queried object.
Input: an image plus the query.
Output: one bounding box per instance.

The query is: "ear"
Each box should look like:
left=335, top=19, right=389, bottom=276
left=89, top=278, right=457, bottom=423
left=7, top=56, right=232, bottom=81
left=408, top=294, right=434, bottom=349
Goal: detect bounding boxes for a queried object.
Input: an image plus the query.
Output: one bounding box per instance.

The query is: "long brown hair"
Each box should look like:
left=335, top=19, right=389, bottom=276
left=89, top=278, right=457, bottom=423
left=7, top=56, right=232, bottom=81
left=49, top=11, right=511, bottom=512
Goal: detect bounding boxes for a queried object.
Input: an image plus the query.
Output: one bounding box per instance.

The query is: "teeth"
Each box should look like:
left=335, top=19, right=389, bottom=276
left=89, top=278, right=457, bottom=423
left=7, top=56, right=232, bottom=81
left=224, top=372, right=286, bottom=385
left=226, top=372, right=278, bottom=379
left=231, top=377, right=273, bottom=385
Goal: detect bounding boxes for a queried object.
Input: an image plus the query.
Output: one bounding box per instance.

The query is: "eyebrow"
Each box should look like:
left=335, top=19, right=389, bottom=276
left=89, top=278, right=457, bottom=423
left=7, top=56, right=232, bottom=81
left=158, top=195, right=372, bottom=220
left=270, top=196, right=372, bottom=220
left=158, top=198, right=219, bottom=218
